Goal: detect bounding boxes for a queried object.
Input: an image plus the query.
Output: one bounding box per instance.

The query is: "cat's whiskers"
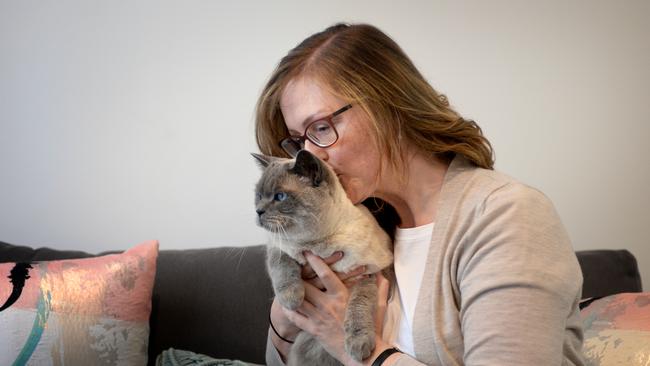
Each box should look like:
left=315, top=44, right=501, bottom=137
left=265, top=215, right=292, bottom=252
left=277, top=223, right=290, bottom=252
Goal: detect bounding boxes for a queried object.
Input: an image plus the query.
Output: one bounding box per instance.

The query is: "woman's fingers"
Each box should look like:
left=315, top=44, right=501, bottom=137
left=283, top=307, right=311, bottom=334
left=341, top=265, right=367, bottom=281
left=305, top=265, right=368, bottom=290
left=301, top=251, right=343, bottom=280
left=304, top=252, right=347, bottom=293
left=301, top=251, right=367, bottom=291
left=296, top=285, right=323, bottom=316
left=374, top=272, right=391, bottom=333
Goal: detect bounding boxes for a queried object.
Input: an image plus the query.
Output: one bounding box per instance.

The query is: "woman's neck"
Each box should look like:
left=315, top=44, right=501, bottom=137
left=374, top=150, right=449, bottom=228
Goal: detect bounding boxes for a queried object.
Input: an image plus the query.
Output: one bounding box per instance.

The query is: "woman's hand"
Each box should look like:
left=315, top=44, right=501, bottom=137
left=283, top=252, right=396, bottom=366
left=283, top=252, right=352, bottom=362
left=269, top=251, right=366, bottom=361
left=301, top=251, right=367, bottom=290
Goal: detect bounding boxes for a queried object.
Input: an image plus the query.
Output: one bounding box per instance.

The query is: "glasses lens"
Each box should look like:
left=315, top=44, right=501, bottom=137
left=306, top=120, right=337, bottom=147
left=280, top=138, right=303, bottom=157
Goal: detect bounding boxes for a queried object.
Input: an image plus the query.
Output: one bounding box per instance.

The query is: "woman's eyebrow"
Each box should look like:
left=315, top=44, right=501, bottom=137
left=288, top=110, right=329, bottom=135
left=300, top=110, right=327, bottom=128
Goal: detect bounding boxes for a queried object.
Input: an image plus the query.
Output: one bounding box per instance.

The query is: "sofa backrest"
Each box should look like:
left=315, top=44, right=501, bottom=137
left=149, top=245, right=273, bottom=365
left=1, top=241, right=643, bottom=365
left=577, top=249, right=642, bottom=299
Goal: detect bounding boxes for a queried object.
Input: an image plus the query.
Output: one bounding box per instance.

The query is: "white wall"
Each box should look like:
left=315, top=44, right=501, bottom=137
left=1, top=1, right=648, bottom=288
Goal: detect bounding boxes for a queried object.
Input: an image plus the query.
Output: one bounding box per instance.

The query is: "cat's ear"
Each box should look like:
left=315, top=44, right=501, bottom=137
left=251, top=153, right=277, bottom=170
left=290, top=150, right=324, bottom=187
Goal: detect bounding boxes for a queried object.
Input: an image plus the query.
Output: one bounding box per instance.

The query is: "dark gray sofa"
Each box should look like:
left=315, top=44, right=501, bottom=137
left=0, top=242, right=642, bottom=365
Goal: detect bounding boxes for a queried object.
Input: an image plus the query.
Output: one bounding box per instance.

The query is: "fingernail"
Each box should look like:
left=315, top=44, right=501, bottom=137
left=335, top=251, right=344, bottom=258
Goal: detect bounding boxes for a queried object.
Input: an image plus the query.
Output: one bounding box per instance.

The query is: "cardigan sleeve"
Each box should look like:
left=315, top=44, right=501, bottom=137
left=265, top=329, right=287, bottom=366
left=457, top=182, right=584, bottom=365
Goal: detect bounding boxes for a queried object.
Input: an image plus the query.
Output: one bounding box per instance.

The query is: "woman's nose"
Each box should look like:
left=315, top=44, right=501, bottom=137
left=303, top=140, right=328, bottom=161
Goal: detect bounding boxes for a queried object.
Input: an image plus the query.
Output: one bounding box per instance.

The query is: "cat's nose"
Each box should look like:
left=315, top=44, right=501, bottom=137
left=256, top=209, right=265, bottom=217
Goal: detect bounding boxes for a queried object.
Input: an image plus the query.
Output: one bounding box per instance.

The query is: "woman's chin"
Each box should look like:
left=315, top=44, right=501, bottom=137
left=342, top=184, right=367, bottom=204
left=337, top=175, right=371, bottom=204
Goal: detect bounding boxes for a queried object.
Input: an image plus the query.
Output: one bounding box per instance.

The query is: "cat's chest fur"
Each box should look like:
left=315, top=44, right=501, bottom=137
left=270, top=205, right=393, bottom=274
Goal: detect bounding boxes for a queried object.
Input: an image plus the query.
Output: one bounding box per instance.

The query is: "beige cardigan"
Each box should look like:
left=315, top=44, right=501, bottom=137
left=266, top=156, right=585, bottom=365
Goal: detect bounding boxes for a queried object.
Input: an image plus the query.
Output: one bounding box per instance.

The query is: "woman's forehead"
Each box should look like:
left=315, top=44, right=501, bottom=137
left=280, top=77, right=344, bottom=132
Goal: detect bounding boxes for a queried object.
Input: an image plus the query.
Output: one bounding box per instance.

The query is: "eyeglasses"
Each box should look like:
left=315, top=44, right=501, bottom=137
left=279, top=104, right=352, bottom=158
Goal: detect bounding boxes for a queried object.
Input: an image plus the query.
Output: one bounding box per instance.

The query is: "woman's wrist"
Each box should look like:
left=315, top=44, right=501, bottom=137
left=344, top=338, right=402, bottom=366
left=270, top=313, right=295, bottom=344
left=270, top=299, right=301, bottom=339
left=369, top=347, right=402, bottom=366
left=269, top=299, right=301, bottom=362
left=363, top=340, right=402, bottom=366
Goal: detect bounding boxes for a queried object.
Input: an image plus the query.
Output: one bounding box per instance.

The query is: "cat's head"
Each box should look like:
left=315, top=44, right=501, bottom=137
left=252, top=150, right=343, bottom=238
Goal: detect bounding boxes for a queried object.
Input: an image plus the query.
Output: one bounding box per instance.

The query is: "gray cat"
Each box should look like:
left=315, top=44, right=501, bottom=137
left=252, top=150, right=393, bottom=366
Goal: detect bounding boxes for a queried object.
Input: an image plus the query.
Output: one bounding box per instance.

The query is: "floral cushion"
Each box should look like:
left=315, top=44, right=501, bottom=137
left=580, top=292, right=650, bottom=365
left=0, top=240, right=158, bottom=365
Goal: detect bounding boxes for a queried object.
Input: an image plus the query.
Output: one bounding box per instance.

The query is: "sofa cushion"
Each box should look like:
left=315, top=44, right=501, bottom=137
left=580, top=292, right=650, bottom=365
left=0, top=240, right=158, bottom=366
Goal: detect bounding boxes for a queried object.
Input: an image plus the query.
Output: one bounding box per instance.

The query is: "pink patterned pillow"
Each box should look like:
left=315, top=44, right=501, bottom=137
left=0, top=240, right=158, bottom=365
left=580, top=292, right=650, bottom=365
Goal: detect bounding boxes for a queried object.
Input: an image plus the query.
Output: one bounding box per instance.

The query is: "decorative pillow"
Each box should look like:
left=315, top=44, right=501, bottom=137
left=0, top=240, right=158, bottom=366
left=580, top=292, right=650, bottom=365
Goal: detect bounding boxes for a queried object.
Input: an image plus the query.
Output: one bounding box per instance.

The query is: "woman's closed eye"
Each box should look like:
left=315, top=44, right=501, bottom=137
left=309, top=121, right=332, bottom=136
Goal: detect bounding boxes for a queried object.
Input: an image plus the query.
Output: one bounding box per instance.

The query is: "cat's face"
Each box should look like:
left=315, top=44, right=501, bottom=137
left=252, top=150, right=339, bottom=238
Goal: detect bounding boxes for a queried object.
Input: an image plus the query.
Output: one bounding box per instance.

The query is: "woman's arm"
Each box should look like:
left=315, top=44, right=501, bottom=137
left=458, top=183, right=583, bottom=364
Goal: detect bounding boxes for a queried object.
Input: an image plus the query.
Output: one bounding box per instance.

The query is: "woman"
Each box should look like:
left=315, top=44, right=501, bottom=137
left=255, top=23, right=584, bottom=366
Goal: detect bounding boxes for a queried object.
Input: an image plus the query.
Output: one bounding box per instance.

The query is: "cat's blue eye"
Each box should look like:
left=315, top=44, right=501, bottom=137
left=255, top=193, right=262, bottom=201
left=274, top=192, right=288, bottom=201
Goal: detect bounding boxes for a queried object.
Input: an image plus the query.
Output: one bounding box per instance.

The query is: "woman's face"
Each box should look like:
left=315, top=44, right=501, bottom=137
left=280, top=76, right=382, bottom=204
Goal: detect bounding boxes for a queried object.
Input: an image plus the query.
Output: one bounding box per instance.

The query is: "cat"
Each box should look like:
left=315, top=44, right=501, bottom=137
left=252, top=150, right=393, bottom=366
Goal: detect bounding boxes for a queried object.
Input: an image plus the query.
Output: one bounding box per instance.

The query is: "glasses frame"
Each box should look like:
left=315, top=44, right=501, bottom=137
left=279, top=104, right=353, bottom=157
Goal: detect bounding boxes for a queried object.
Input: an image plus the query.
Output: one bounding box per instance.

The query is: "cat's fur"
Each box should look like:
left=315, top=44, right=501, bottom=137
left=252, top=150, right=393, bottom=366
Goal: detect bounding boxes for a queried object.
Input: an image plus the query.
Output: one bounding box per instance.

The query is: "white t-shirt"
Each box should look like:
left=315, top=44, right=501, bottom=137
left=384, top=222, right=434, bottom=356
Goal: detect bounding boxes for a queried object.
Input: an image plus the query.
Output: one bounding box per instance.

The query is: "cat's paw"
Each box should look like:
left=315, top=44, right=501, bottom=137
left=344, top=329, right=375, bottom=361
left=277, top=283, right=304, bottom=310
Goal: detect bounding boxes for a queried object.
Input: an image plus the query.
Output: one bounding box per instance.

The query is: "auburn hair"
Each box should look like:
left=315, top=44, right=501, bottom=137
left=255, top=23, right=494, bottom=171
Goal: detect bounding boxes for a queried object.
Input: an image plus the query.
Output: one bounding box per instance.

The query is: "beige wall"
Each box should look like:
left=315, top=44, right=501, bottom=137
left=1, top=0, right=648, bottom=288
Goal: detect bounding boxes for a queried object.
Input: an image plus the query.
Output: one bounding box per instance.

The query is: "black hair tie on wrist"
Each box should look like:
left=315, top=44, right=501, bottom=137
left=269, top=313, right=295, bottom=344
left=371, top=347, right=402, bottom=366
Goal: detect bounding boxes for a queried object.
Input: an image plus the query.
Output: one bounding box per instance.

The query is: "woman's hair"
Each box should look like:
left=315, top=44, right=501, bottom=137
left=255, top=23, right=494, bottom=171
